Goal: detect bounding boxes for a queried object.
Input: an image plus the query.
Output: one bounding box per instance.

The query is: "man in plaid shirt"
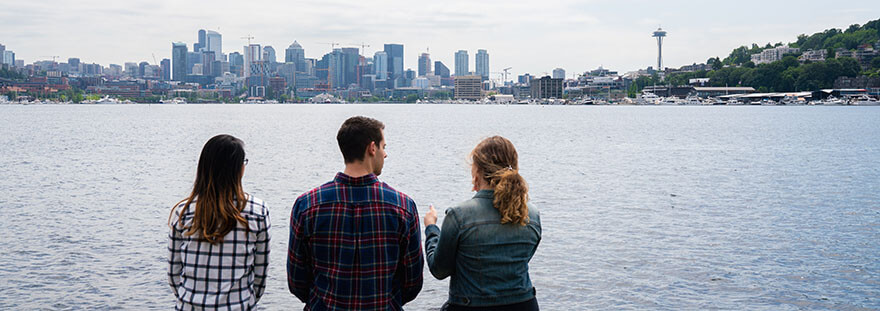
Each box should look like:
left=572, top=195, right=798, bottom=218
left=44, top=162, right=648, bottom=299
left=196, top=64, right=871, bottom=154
left=288, top=116, right=424, bottom=310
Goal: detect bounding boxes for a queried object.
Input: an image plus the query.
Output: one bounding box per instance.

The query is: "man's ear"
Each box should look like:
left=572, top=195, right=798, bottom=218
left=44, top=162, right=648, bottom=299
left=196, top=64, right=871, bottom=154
left=367, top=141, right=377, bottom=157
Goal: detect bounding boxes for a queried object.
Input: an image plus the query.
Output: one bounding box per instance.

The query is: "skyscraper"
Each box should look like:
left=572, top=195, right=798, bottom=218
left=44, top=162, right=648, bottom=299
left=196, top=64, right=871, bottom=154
left=205, top=30, right=222, bottom=61
left=244, top=44, right=262, bottom=77
left=201, top=51, right=215, bottom=77
left=418, top=53, right=431, bottom=77
left=373, top=51, right=388, bottom=81
left=475, top=49, right=489, bottom=79
left=172, top=42, right=187, bottom=81
left=263, top=46, right=276, bottom=63
left=455, top=50, right=469, bottom=76
left=195, top=29, right=206, bottom=52
left=229, top=52, right=244, bottom=76
left=434, top=61, right=450, bottom=78
left=552, top=68, right=565, bottom=79
left=384, top=44, right=403, bottom=87
left=139, top=61, right=149, bottom=77
left=341, top=47, right=360, bottom=87
left=285, top=41, right=305, bottom=71
left=161, top=58, right=171, bottom=81
left=2, top=50, right=15, bottom=66
left=68, top=58, right=80, bottom=72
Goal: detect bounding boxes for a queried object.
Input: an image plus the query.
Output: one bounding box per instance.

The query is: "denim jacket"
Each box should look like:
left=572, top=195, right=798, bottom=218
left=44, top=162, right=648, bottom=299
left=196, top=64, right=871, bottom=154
left=425, top=190, right=542, bottom=307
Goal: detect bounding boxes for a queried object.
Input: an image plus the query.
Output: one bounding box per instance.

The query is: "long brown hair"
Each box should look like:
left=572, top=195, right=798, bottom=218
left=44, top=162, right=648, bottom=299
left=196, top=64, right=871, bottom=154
left=471, top=136, right=530, bottom=226
left=170, top=134, right=249, bottom=244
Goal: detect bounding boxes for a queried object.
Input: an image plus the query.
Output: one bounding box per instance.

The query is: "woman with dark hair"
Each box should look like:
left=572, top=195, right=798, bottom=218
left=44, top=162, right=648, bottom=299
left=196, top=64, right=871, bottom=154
left=168, top=134, right=270, bottom=311
left=424, top=136, right=542, bottom=311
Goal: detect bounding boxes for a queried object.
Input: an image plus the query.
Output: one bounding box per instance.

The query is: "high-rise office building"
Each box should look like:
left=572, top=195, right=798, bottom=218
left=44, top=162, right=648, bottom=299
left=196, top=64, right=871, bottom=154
left=285, top=41, right=305, bottom=71
left=455, top=50, right=469, bottom=76
left=201, top=51, right=216, bottom=77
left=205, top=30, right=222, bottom=61
left=244, top=44, right=262, bottom=77
left=139, top=61, right=149, bottom=77
left=418, top=53, right=431, bottom=77
left=172, top=42, right=187, bottom=81
left=341, top=47, right=360, bottom=87
left=552, top=68, right=566, bottom=79
left=195, top=29, right=206, bottom=52
left=2, top=50, right=15, bottom=66
left=263, top=46, right=276, bottom=63
left=68, top=58, right=80, bottom=72
left=160, top=58, right=171, bottom=81
left=229, top=52, right=244, bottom=76
left=475, top=49, right=489, bottom=79
left=373, top=51, right=388, bottom=81
left=434, top=61, right=450, bottom=78
left=384, top=44, right=403, bottom=87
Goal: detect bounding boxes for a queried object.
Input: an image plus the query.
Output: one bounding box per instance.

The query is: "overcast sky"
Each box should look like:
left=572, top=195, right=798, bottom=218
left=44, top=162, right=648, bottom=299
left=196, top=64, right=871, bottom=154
left=1, top=0, right=878, bottom=78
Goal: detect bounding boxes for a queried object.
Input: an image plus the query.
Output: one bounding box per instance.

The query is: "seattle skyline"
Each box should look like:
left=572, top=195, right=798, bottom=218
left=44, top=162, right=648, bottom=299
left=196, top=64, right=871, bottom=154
left=1, top=0, right=878, bottom=77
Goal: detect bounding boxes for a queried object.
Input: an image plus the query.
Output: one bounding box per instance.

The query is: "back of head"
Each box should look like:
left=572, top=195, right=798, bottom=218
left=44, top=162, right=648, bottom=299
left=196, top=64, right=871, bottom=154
left=171, top=134, right=249, bottom=243
left=471, top=136, right=530, bottom=226
left=337, top=116, right=385, bottom=163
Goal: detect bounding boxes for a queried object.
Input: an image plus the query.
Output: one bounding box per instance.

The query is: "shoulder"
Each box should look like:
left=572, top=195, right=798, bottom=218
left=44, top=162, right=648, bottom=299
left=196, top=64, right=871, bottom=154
left=446, top=197, right=482, bottom=219
left=379, top=182, right=416, bottom=208
left=243, top=194, right=269, bottom=219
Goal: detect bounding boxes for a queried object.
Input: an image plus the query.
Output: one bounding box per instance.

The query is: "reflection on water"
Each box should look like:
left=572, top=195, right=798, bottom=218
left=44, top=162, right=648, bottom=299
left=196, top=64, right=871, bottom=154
left=0, top=105, right=878, bottom=310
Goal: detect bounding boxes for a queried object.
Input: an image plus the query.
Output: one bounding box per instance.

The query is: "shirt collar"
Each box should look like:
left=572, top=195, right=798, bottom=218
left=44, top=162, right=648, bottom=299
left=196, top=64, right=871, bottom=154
left=474, top=189, right=494, bottom=199
left=334, top=172, right=380, bottom=186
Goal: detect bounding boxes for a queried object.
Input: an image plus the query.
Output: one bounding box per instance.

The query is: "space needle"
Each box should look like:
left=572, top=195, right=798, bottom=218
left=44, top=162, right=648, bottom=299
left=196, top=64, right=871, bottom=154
left=653, top=27, right=667, bottom=70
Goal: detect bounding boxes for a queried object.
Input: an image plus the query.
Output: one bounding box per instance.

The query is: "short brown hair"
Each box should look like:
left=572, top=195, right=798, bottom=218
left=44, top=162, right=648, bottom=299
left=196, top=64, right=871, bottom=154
left=337, top=116, right=385, bottom=163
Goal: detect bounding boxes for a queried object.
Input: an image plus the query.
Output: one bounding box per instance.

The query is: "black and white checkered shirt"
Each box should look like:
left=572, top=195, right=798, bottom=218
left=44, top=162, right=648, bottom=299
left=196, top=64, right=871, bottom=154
left=168, top=196, right=270, bottom=311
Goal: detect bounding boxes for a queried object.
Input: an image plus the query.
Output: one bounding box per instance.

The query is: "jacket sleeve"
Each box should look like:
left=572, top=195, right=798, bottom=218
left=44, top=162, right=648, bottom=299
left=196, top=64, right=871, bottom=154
left=287, top=197, right=313, bottom=303
left=167, top=208, right=184, bottom=299
left=253, top=203, right=271, bottom=302
left=400, top=199, right=424, bottom=304
left=425, top=208, right=460, bottom=279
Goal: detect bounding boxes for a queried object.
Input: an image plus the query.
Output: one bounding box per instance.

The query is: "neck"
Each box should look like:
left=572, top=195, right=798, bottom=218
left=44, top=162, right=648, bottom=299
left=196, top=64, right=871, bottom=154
left=343, top=161, right=373, bottom=178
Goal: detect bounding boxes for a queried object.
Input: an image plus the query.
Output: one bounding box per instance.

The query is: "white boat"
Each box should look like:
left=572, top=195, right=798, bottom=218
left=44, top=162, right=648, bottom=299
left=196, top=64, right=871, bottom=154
left=727, top=99, right=746, bottom=105
left=683, top=95, right=704, bottom=105
left=636, top=93, right=660, bottom=105
left=160, top=97, right=187, bottom=104
left=658, top=97, right=681, bottom=105
left=760, top=99, right=777, bottom=106
left=822, top=96, right=845, bottom=106
left=849, top=95, right=880, bottom=106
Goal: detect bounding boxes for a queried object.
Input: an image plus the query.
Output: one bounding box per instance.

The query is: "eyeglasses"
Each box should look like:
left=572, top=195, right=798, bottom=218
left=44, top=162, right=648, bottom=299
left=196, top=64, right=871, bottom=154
left=243, top=158, right=249, bottom=166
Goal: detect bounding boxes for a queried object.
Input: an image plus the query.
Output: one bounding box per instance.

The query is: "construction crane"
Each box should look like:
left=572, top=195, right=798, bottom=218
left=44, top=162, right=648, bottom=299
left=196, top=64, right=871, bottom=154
left=318, top=42, right=340, bottom=49
left=491, top=67, right=513, bottom=85
left=41, top=56, right=60, bottom=63
left=240, top=35, right=255, bottom=46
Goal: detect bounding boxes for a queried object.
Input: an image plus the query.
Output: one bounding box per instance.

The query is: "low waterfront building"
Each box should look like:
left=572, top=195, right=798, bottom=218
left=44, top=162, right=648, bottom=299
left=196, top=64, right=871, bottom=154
left=454, top=75, right=482, bottom=100
left=530, top=76, right=563, bottom=99
left=692, top=87, right=756, bottom=98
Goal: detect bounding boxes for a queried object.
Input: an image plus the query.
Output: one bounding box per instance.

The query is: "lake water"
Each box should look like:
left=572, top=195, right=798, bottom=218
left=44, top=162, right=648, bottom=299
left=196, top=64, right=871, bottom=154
left=0, top=104, right=878, bottom=310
